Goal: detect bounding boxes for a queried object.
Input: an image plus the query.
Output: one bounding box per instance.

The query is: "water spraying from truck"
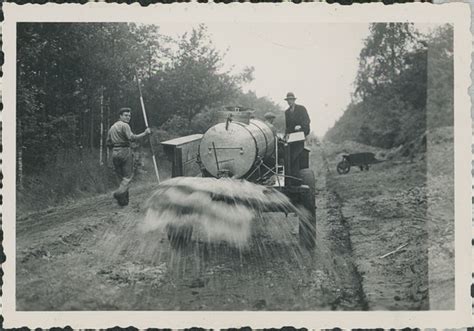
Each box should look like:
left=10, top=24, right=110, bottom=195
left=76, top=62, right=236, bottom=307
left=140, top=177, right=312, bottom=248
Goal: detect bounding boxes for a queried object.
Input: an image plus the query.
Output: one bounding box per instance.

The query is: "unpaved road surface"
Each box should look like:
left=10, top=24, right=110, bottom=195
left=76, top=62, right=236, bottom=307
left=16, top=135, right=453, bottom=310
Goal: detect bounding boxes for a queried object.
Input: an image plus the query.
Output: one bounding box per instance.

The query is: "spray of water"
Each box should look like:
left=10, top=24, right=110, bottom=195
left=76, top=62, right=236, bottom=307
left=140, top=177, right=311, bottom=248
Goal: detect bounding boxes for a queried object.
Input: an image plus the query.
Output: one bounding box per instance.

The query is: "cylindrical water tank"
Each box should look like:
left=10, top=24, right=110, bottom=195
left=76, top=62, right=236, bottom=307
left=199, top=119, right=275, bottom=178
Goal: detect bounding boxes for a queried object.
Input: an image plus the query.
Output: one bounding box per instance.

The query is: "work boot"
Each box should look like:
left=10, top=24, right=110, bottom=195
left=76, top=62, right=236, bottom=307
left=123, top=190, right=129, bottom=206
left=113, top=191, right=128, bottom=206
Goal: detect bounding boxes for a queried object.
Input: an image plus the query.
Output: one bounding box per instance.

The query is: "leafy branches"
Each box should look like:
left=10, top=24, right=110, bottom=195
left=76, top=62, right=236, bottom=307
left=326, top=23, right=453, bottom=149
left=355, top=23, right=424, bottom=100
left=17, top=23, right=258, bottom=173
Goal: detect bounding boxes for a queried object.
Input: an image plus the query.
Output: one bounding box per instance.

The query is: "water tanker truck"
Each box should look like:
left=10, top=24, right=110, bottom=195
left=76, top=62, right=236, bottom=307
left=161, top=107, right=316, bottom=249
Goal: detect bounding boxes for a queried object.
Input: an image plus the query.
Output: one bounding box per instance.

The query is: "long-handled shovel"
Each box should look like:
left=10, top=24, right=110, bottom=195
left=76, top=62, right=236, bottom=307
left=135, top=69, right=160, bottom=184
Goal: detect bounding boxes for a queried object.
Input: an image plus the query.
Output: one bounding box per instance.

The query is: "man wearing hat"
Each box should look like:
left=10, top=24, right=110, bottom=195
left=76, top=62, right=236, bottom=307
left=263, top=112, right=277, bottom=136
left=284, top=92, right=311, bottom=136
left=107, top=107, right=151, bottom=206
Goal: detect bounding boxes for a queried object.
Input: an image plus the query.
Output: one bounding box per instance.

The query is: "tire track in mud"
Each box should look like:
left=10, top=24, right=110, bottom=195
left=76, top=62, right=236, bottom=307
left=17, top=194, right=145, bottom=264
left=313, top=166, right=369, bottom=311
left=324, top=189, right=369, bottom=310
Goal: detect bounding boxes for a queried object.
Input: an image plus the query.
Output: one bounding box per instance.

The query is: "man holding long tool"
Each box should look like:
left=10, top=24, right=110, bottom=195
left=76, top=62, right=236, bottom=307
left=107, top=107, right=151, bottom=206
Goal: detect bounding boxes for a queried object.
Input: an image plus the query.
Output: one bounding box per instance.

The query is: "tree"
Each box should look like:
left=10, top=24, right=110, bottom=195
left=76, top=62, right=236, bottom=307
left=325, top=23, right=454, bottom=149
left=144, top=25, right=253, bottom=128
left=426, top=24, right=454, bottom=128
left=16, top=23, right=168, bottom=171
left=355, top=23, right=423, bottom=100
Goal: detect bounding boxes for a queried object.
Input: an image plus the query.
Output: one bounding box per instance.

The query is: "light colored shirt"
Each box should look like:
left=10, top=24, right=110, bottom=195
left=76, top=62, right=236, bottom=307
left=107, top=120, right=137, bottom=146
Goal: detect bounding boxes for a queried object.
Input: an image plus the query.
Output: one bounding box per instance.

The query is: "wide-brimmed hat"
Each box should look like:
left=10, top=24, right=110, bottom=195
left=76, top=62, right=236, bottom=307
left=264, top=112, right=276, bottom=119
left=285, top=92, right=296, bottom=100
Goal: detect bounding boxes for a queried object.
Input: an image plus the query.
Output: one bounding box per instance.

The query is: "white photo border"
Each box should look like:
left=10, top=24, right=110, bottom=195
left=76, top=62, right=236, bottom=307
left=2, top=2, right=472, bottom=328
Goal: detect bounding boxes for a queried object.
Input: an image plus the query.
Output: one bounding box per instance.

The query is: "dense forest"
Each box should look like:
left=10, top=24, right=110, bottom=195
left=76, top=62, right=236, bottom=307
left=16, top=23, right=283, bottom=207
left=325, top=23, right=453, bottom=149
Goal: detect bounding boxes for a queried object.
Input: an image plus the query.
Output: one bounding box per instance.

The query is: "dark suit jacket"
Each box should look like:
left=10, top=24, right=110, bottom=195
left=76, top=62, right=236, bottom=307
left=285, top=104, right=311, bottom=136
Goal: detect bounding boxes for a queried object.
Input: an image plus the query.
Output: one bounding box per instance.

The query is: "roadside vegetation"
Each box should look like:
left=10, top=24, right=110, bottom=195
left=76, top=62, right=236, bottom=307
left=325, top=24, right=453, bottom=149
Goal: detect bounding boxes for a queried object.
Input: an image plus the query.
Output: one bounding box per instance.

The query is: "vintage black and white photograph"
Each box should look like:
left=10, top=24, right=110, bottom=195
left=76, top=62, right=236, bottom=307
left=2, top=3, right=472, bottom=329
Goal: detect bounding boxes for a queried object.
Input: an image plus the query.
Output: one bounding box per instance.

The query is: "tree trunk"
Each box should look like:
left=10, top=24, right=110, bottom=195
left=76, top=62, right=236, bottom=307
left=99, top=87, right=104, bottom=165
left=106, top=97, right=110, bottom=163
left=17, top=120, right=24, bottom=190
left=90, top=100, right=94, bottom=151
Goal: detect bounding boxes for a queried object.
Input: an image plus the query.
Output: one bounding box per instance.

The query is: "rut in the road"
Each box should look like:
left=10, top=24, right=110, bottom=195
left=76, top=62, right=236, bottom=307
left=327, top=189, right=369, bottom=310
left=311, top=150, right=369, bottom=310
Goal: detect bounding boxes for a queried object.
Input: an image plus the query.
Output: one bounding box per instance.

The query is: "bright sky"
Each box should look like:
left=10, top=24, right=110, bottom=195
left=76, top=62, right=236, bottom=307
left=158, top=23, right=372, bottom=137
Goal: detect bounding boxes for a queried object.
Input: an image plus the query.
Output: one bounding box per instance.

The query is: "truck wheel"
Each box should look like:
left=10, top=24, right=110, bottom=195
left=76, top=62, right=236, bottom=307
left=298, top=169, right=316, bottom=249
left=336, top=160, right=350, bottom=174
left=167, top=224, right=193, bottom=249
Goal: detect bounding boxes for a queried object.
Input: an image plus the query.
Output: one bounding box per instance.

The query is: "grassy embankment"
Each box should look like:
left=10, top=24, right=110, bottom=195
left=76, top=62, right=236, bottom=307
left=16, top=147, right=170, bottom=216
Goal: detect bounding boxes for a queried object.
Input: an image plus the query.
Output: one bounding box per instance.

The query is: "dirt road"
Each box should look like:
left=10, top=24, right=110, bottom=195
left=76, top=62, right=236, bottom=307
left=16, top=136, right=453, bottom=311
